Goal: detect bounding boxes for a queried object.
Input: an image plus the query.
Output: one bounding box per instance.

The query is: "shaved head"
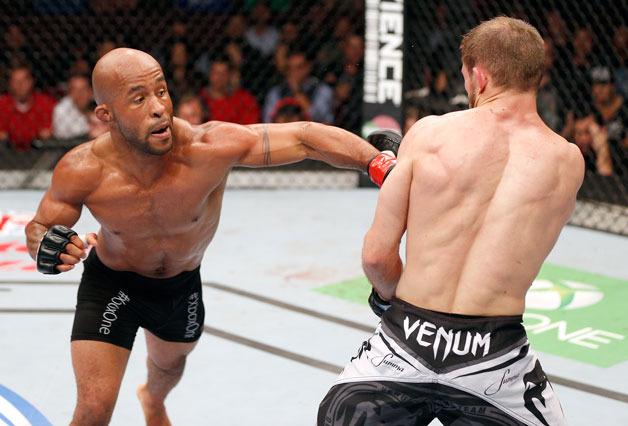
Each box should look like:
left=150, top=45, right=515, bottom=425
left=91, top=47, right=174, bottom=156
left=92, top=48, right=163, bottom=105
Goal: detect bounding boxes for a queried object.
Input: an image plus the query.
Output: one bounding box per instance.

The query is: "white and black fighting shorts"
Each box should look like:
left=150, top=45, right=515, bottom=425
left=318, top=298, right=565, bottom=426
left=71, top=250, right=204, bottom=350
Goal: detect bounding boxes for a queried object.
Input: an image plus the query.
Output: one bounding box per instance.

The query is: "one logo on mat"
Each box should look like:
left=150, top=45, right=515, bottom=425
left=0, top=383, right=53, bottom=426
left=525, top=280, right=603, bottom=311
left=523, top=266, right=627, bottom=367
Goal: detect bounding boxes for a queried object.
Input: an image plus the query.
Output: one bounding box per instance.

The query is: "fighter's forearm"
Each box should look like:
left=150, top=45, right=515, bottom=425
left=363, top=254, right=402, bottom=301
left=300, top=122, right=379, bottom=171
left=25, top=220, right=49, bottom=260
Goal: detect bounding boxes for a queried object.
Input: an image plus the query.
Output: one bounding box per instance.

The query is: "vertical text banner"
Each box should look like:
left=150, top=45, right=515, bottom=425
left=362, top=0, right=404, bottom=138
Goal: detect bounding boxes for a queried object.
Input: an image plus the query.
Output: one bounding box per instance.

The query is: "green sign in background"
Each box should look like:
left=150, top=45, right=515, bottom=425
left=314, top=263, right=628, bottom=367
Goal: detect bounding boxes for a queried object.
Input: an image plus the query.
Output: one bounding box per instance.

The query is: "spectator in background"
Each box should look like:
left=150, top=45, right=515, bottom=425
left=263, top=49, right=333, bottom=123
left=2, top=25, right=34, bottom=70
left=402, top=102, right=429, bottom=135
left=94, top=39, right=117, bottom=63
left=53, top=74, right=93, bottom=140
left=329, top=34, right=364, bottom=133
left=573, top=113, right=614, bottom=176
left=274, top=21, right=301, bottom=76
left=67, top=55, right=92, bottom=80
left=612, top=26, right=628, bottom=98
left=315, top=16, right=353, bottom=79
left=270, top=97, right=309, bottom=123
left=558, top=27, right=598, bottom=140
left=544, top=10, right=571, bottom=68
left=568, top=27, right=597, bottom=107
left=194, top=13, right=267, bottom=96
left=244, top=2, right=279, bottom=58
left=0, top=65, right=56, bottom=151
left=175, top=94, right=207, bottom=125
left=199, top=56, right=260, bottom=124
left=165, top=41, right=201, bottom=104
left=537, top=38, right=565, bottom=132
left=589, top=66, right=627, bottom=169
left=404, top=66, right=462, bottom=116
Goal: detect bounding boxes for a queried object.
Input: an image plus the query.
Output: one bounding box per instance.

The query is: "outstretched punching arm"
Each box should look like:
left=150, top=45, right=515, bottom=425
left=208, top=121, right=399, bottom=184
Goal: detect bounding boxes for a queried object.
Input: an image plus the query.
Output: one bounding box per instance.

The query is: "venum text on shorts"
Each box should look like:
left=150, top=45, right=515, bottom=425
left=184, top=292, right=200, bottom=338
left=403, top=316, right=491, bottom=361
left=99, top=290, right=130, bottom=335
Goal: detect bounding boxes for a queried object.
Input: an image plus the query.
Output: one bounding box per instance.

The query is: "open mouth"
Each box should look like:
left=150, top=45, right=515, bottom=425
left=150, top=123, right=171, bottom=140
left=151, top=125, right=169, bottom=135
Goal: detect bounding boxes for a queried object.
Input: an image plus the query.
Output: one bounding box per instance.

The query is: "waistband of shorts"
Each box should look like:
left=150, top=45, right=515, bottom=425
left=390, top=297, right=524, bottom=325
left=380, top=298, right=527, bottom=368
left=83, top=249, right=200, bottom=294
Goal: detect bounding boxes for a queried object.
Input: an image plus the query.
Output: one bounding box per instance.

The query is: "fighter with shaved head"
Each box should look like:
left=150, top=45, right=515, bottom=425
left=25, top=48, right=398, bottom=425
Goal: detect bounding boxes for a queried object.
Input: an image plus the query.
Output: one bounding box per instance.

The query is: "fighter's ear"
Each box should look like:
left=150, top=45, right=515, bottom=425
left=95, top=104, right=112, bottom=123
left=472, top=65, right=489, bottom=94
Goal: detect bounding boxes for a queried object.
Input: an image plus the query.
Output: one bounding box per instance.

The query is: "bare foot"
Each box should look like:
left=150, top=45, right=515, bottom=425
left=137, top=384, right=172, bottom=426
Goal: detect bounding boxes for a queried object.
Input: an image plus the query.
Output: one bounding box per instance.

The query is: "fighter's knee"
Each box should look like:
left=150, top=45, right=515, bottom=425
left=72, top=397, right=116, bottom=426
left=149, top=353, right=186, bottom=374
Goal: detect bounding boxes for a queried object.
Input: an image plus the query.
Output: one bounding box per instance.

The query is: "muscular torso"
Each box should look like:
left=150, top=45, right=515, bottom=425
left=73, top=121, right=231, bottom=277
left=395, top=107, right=582, bottom=315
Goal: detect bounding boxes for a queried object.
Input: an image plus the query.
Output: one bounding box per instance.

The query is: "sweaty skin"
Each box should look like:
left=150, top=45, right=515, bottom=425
left=25, top=48, right=378, bottom=278
left=363, top=90, right=584, bottom=316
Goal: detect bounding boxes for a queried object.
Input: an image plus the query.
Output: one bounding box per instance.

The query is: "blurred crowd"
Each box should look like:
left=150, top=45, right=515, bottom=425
left=0, top=0, right=365, bottom=159
left=0, top=0, right=626, bottom=179
left=403, top=3, right=627, bottom=179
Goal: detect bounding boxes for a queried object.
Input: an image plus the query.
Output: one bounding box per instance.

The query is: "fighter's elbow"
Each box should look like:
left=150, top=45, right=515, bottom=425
left=362, top=232, right=390, bottom=272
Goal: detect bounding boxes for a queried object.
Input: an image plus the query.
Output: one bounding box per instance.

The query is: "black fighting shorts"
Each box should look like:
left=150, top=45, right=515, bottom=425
left=318, top=298, right=566, bottom=426
left=71, top=250, right=204, bottom=350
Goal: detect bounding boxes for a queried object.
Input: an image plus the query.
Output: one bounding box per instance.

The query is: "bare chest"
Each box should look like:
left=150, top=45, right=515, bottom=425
left=85, top=166, right=225, bottom=236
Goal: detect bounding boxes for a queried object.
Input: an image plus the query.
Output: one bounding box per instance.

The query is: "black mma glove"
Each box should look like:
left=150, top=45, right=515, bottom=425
left=366, top=130, right=402, bottom=187
left=36, top=225, right=78, bottom=274
left=368, top=288, right=391, bottom=318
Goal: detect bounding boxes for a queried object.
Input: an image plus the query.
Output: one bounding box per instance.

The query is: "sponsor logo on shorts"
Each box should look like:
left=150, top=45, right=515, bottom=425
left=403, top=316, right=491, bottom=361
left=484, top=368, right=520, bottom=396
left=370, top=353, right=404, bottom=372
left=184, top=292, right=200, bottom=339
left=99, top=290, right=130, bottom=335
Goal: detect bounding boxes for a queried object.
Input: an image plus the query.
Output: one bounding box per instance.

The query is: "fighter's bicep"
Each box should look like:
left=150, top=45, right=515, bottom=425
left=32, top=157, right=92, bottom=227
left=237, top=123, right=308, bottom=167
left=32, top=189, right=83, bottom=228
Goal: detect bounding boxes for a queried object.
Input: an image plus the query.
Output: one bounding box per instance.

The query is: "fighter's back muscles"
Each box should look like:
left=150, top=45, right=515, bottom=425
left=26, top=142, right=101, bottom=266
left=369, top=111, right=584, bottom=316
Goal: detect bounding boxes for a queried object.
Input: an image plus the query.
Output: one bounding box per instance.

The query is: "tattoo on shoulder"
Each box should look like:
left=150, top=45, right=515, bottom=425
left=263, top=124, right=272, bottom=165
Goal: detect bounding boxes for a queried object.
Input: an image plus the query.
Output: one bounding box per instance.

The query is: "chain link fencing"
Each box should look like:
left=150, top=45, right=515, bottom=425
left=404, top=0, right=627, bottom=235
left=0, top=0, right=626, bottom=234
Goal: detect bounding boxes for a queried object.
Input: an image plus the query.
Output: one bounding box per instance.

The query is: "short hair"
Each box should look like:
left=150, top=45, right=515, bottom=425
left=10, top=63, right=33, bottom=77
left=68, top=73, right=91, bottom=84
left=176, top=93, right=207, bottom=119
left=209, top=54, right=231, bottom=70
left=460, top=16, right=544, bottom=91
left=287, top=48, right=312, bottom=63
